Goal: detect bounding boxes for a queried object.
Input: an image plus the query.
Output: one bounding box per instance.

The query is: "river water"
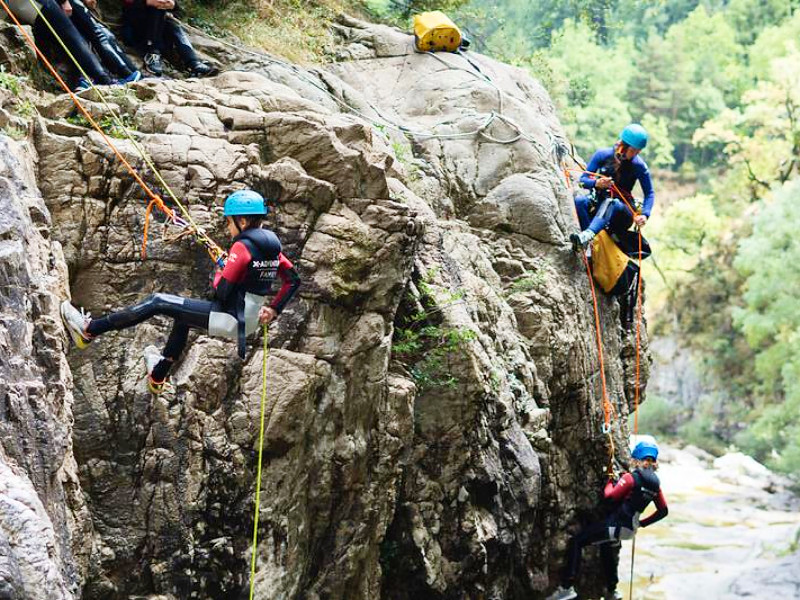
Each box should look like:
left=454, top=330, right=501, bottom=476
left=618, top=445, right=800, bottom=600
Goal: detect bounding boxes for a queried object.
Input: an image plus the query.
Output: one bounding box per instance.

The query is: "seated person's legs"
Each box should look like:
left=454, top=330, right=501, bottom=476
left=35, top=0, right=114, bottom=86
left=69, top=0, right=139, bottom=80
left=122, top=0, right=166, bottom=75
left=163, top=16, right=217, bottom=77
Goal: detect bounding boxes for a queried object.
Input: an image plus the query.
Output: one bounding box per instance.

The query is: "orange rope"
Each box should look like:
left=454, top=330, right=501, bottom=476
left=0, top=0, right=222, bottom=263
left=564, top=168, right=616, bottom=470
left=634, top=230, right=643, bottom=434
left=564, top=162, right=642, bottom=448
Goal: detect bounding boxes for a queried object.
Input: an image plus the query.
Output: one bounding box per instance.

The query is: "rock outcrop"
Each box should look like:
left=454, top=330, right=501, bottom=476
left=0, top=16, right=649, bottom=600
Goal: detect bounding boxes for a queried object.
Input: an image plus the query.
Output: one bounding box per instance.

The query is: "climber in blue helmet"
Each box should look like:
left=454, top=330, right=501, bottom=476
left=547, top=438, right=669, bottom=600
left=60, top=189, right=301, bottom=394
left=570, top=123, right=656, bottom=252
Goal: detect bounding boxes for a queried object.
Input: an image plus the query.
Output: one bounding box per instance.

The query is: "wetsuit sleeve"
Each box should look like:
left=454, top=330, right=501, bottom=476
left=270, top=253, right=301, bottom=314
left=213, top=241, right=250, bottom=303
left=639, top=489, right=668, bottom=527
left=580, top=150, right=604, bottom=189
left=638, top=162, right=655, bottom=217
left=603, top=472, right=635, bottom=502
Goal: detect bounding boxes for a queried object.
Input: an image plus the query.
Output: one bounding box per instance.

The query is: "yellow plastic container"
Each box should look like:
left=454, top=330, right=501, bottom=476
left=413, top=11, right=462, bottom=53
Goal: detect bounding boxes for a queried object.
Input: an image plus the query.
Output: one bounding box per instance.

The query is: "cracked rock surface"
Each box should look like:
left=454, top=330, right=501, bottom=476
left=0, top=16, right=648, bottom=600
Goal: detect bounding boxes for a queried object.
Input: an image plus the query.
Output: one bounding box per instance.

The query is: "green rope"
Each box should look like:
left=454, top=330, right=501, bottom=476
left=249, top=323, right=270, bottom=599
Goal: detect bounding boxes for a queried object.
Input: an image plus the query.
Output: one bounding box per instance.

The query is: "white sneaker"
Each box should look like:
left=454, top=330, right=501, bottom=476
left=60, top=300, right=93, bottom=349
left=546, top=586, right=578, bottom=600
left=604, top=589, right=622, bottom=600
left=143, top=345, right=164, bottom=375
left=143, top=345, right=167, bottom=395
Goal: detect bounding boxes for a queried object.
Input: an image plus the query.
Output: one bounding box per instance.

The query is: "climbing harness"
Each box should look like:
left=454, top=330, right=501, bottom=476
left=1, top=0, right=227, bottom=266
left=249, top=323, right=275, bottom=599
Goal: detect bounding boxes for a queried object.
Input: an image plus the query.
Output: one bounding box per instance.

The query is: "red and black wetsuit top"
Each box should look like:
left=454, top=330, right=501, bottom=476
left=212, top=227, right=301, bottom=356
left=604, top=468, right=669, bottom=530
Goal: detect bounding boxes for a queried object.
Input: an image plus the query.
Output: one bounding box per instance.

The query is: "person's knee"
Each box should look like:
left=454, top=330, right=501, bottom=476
left=575, top=195, right=590, bottom=210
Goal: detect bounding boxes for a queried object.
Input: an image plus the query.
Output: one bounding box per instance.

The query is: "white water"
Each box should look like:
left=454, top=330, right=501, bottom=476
left=619, top=445, right=800, bottom=600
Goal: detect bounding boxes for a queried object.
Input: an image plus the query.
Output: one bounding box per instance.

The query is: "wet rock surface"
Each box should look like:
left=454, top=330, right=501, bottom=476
left=0, top=16, right=648, bottom=600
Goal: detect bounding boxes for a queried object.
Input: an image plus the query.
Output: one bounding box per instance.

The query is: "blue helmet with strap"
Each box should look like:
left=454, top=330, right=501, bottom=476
left=632, top=439, right=659, bottom=461
left=223, top=190, right=268, bottom=217
left=620, top=123, right=648, bottom=150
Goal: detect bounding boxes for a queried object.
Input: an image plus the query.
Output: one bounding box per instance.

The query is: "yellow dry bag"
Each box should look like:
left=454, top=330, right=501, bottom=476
left=591, top=230, right=632, bottom=294
left=413, top=11, right=462, bottom=53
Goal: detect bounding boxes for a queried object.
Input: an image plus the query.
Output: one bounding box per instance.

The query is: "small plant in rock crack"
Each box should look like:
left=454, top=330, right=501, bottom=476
left=0, top=67, right=22, bottom=96
left=2, top=124, right=27, bottom=140
left=392, top=272, right=477, bottom=393
left=66, top=113, right=136, bottom=139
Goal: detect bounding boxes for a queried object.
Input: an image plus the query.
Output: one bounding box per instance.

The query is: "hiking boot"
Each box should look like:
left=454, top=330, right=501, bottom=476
left=119, top=69, right=142, bottom=84
left=188, top=60, right=218, bottom=78
left=604, top=589, right=622, bottom=600
left=73, top=77, right=91, bottom=93
left=144, top=345, right=167, bottom=395
left=545, top=586, right=577, bottom=600
left=570, top=229, right=595, bottom=252
left=60, top=300, right=93, bottom=349
left=143, top=52, right=163, bottom=76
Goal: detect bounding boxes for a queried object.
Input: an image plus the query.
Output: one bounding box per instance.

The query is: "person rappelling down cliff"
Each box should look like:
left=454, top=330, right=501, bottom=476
left=547, top=439, right=669, bottom=600
left=570, top=123, right=654, bottom=252
left=60, top=190, right=301, bottom=394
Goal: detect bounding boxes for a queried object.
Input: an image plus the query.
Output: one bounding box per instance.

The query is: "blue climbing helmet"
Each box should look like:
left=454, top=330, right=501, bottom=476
left=223, top=190, right=268, bottom=217
left=632, top=439, right=659, bottom=461
left=619, top=123, right=648, bottom=150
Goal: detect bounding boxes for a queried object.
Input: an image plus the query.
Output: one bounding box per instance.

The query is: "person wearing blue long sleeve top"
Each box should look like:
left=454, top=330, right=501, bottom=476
left=571, top=124, right=655, bottom=251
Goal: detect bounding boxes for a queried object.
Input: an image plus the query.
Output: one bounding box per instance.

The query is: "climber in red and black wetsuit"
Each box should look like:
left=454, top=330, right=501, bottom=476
left=547, top=439, right=669, bottom=600
left=60, top=190, right=301, bottom=394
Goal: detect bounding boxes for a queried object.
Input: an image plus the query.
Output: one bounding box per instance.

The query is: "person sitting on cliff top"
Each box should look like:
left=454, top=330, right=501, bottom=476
left=120, top=0, right=217, bottom=78
left=570, top=124, right=655, bottom=252
left=2, top=0, right=117, bottom=91
left=60, top=190, right=301, bottom=394
left=547, top=439, right=669, bottom=600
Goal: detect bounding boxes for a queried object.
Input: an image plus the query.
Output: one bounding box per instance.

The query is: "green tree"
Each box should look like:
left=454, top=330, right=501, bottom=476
left=694, top=48, right=800, bottom=198
left=733, top=179, right=800, bottom=474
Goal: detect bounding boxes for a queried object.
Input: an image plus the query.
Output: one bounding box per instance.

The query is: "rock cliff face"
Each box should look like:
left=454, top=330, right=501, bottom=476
left=0, top=17, right=648, bottom=600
